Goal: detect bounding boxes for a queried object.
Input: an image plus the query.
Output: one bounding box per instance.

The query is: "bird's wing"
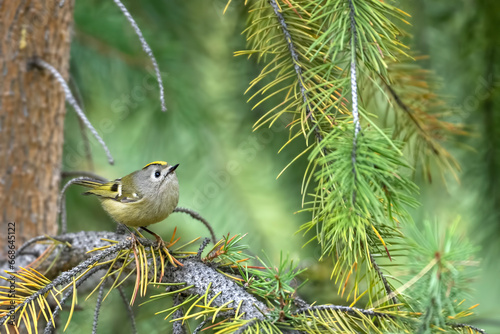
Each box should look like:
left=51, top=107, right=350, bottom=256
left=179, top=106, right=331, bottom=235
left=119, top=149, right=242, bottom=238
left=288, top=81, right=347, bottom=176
left=78, top=178, right=142, bottom=203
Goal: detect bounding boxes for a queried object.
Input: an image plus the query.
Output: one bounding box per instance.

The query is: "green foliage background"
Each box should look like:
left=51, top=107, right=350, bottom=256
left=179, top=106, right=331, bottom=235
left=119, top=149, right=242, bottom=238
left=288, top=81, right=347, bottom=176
left=61, top=0, right=500, bottom=332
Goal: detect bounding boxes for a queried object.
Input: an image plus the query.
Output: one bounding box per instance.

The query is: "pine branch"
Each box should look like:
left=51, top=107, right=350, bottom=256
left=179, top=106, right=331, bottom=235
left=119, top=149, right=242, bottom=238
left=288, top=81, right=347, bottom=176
left=267, top=0, right=321, bottom=142
left=293, top=304, right=391, bottom=319
left=348, top=0, right=361, bottom=205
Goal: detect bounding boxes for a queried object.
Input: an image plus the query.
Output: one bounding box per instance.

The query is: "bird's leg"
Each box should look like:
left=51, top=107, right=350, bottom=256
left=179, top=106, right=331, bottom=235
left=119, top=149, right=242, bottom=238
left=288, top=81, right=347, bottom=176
left=121, top=224, right=141, bottom=244
left=140, top=226, right=166, bottom=250
left=140, top=226, right=182, bottom=267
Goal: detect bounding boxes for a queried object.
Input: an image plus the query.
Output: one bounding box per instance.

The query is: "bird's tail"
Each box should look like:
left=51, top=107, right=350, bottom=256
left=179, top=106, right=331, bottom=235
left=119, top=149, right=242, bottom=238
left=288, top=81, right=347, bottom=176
left=73, top=179, right=107, bottom=189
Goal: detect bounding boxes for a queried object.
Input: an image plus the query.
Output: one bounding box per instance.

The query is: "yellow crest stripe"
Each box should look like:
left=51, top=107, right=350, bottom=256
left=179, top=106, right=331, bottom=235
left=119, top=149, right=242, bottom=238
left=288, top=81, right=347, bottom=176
left=142, top=161, right=168, bottom=169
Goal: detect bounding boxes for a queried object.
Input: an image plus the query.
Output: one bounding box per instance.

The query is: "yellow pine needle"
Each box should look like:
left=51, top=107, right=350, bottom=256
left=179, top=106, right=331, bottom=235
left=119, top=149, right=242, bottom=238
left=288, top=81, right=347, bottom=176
left=99, top=238, right=119, bottom=243
left=349, top=289, right=368, bottom=307
left=63, top=277, right=77, bottom=332
left=86, top=244, right=113, bottom=254
left=113, top=264, right=137, bottom=290
left=207, top=291, right=222, bottom=308
left=150, top=247, right=158, bottom=285
left=18, top=303, right=28, bottom=327
left=22, top=309, right=32, bottom=334
left=217, top=270, right=244, bottom=282
left=24, top=267, right=51, bottom=285
left=212, top=300, right=233, bottom=322
left=181, top=294, right=206, bottom=324
left=29, top=304, right=39, bottom=334
left=161, top=297, right=197, bottom=319
left=234, top=300, right=244, bottom=319
left=173, top=237, right=201, bottom=252
left=159, top=250, right=165, bottom=282
left=130, top=245, right=141, bottom=305
left=140, top=245, right=148, bottom=296
left=35, top=296, right=48, bottom=323
left=100, top=249, right=133, bottom=301
left=204, top=282, right=212, bottom=306
left=223, top=0, right=232, bottom=14
left=43, top=295, right=56, bottom=328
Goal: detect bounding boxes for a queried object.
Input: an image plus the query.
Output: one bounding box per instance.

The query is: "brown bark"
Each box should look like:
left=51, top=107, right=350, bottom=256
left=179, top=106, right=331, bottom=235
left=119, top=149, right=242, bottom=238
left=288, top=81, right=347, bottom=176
left=0, top=1, right=74, bottom=256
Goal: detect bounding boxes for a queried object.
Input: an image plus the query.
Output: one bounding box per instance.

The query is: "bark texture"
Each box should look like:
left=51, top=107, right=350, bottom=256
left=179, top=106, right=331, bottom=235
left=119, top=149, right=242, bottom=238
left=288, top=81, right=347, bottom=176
left=0, top=0, right=74, bottom=255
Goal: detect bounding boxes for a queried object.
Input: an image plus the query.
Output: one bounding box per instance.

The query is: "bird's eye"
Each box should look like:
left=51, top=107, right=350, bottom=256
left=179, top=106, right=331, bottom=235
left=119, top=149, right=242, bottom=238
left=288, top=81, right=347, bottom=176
left=154, top=171, right=161, bottom=178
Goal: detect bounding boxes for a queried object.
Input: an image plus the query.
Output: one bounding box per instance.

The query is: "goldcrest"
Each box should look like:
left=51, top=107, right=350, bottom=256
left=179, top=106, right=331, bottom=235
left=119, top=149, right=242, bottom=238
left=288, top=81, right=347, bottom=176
left=75, top=161, right=179, bottom=228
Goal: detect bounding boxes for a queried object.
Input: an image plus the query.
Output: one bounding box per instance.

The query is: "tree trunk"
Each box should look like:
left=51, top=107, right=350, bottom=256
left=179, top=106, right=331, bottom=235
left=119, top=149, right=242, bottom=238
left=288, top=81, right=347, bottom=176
left=0, top=1, right=74, bottom=256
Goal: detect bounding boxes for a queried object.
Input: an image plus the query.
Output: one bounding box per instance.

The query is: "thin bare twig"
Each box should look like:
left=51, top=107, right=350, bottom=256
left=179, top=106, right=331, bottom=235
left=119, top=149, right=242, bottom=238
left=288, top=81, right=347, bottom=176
left=61, top=170, right=108, bottom=181
left=58, top=177, right=100, bottom=234
left=117, top=285, right=137, bottom=334
left=92, top=279, right=106, bottom=334
left=31, top=58, right=114, bottom=165
left=172, top=294, right=186, bottom=334
left=370, top=253, right=398, bottom=304
left=173, top=207, right=217, bottom=244
left=111, top=0, right=166, bottom=111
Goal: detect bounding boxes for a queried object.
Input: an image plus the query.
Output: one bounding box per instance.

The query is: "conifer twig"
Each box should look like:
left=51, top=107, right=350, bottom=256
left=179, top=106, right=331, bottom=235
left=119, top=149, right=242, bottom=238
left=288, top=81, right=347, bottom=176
left=173, top=207, right=217, bottom=244
left=44, top=265, right=105, bottom=333
left=117, top=285, right=137, bottom=334
left=58, top=177, right=101, bottom=234
left=293, top=304, right=391, bottom=319
left=92, top=279, right=106, bottom=334
left=61, top=171, right=108, bottom=182
left=369, top=253, right=398, bottom=304
left=192, top=319, right=208, bottom=334
left=30, top=58, right=115, bottom=165
left=111, top=0, right=166, bottom=112
left=0, top=239, right=132, bottom=327
left=348, top=0, right=361, bottom=204
left=172, top=294, right=186, bottom=334
left=16, top=235, right=71, bottom=256
left=449, top=323, right=487, bottom=334
left=268, top=0, right=322, bottom=143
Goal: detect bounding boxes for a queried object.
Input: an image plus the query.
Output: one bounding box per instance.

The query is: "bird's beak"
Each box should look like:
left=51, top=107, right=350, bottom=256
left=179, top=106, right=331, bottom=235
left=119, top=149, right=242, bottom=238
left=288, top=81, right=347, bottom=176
left=167, top=163, right=179, bottom=175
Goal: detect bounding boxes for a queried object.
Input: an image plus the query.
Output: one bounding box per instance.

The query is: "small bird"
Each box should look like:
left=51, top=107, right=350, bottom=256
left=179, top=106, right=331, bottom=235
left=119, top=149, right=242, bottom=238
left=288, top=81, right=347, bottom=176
left=75, top=161, right=179, bottom=244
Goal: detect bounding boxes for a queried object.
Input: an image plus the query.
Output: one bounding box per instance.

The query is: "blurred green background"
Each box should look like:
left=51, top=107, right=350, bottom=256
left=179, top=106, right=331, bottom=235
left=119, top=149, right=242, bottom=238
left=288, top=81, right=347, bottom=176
left=61, top=0, right=500, bottom=332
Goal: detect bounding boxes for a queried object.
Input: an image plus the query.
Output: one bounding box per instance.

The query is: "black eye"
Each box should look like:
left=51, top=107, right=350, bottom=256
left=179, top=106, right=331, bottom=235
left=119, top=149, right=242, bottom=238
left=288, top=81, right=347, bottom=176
left=154, top=171, right=161, bottom=178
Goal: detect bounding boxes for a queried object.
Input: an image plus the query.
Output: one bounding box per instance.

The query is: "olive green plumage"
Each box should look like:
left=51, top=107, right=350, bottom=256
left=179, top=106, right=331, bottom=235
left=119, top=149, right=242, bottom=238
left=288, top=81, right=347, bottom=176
left=75, top=161, right=179, bottom=227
